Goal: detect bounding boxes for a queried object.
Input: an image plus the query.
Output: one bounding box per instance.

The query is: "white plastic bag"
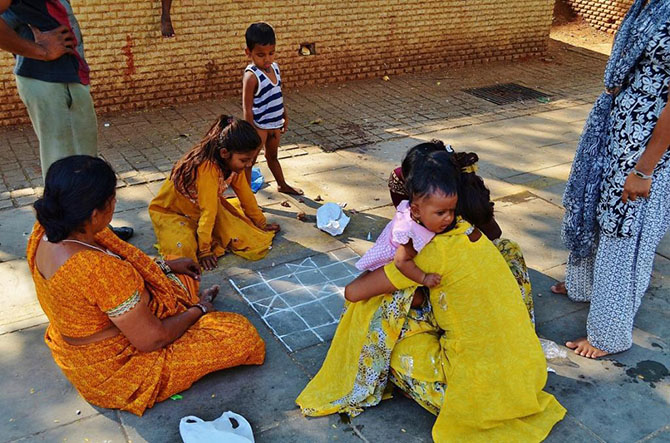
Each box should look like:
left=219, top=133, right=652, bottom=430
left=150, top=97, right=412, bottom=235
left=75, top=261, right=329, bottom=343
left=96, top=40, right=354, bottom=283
left=180, top=411, right=255, bottom=443
left=316, top=202, right=350, bottom=236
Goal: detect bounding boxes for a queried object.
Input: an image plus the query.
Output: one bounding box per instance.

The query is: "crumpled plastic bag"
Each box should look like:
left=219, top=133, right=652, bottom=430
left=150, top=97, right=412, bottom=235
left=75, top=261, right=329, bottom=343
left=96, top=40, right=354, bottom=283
left=316, top=202, right=350, bottom=236
left=180, top=411, right=254, bottom=443
left=250, top=167, right=264, bottom=193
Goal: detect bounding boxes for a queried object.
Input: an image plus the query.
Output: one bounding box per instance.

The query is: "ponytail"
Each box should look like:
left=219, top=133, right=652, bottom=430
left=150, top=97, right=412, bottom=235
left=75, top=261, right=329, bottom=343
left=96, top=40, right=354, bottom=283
left=171, top=115, right=261, bottom=199
left=452, top=152, right=494, bottom=227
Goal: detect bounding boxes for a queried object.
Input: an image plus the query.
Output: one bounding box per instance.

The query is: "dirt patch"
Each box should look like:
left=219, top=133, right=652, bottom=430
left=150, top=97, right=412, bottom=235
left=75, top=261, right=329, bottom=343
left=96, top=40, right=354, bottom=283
left=551, top=18, right=614, bottom=56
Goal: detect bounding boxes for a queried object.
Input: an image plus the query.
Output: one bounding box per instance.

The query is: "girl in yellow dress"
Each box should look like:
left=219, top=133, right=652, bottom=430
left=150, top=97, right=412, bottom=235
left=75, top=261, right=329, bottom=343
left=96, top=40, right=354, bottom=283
left=297, top=150, right=565, bottom=442
left=149, top=116, right=280, bottom=270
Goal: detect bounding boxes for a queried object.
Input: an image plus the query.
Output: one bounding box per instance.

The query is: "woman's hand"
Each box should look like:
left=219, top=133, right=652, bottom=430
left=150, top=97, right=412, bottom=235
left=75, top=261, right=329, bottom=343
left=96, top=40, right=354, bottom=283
left=622, top=172, right=652, bottom=203
left=264, top=223, right=281, bottom=232
left=199, top=254, right=218, bottom=271
left=165, top=257, right=201, bottom=280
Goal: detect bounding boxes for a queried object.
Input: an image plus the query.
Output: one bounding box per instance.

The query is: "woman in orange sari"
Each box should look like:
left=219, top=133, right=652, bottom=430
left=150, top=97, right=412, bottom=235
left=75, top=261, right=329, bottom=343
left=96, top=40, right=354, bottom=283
left=28, top=155, right=265, bottom=416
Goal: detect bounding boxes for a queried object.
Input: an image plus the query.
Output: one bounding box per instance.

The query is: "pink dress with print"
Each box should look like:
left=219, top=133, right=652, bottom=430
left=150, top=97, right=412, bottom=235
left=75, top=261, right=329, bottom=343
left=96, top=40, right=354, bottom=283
left=355, top=200, right=435, bottom=271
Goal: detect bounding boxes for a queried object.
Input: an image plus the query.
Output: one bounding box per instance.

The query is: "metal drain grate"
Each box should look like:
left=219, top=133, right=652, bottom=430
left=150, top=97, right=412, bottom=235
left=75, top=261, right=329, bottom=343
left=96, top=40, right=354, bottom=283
left=464, top=83, right=549, bottom=105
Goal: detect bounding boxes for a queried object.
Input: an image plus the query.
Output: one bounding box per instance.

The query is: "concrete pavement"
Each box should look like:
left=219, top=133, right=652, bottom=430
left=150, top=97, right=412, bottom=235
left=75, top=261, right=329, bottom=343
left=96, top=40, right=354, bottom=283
left=0, top=39, right=669, bottom=442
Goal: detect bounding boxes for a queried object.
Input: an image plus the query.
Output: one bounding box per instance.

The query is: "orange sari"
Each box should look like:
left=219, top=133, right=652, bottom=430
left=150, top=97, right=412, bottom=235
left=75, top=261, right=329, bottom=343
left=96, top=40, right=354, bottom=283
left=26, top=223, right=265, bottom=416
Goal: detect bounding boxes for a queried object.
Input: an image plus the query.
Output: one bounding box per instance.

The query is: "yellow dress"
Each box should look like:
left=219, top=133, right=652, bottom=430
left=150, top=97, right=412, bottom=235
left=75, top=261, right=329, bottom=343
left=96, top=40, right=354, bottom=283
left=149, top=161, right=274, bottom=262
left=297, top=220, right=566, bottom=442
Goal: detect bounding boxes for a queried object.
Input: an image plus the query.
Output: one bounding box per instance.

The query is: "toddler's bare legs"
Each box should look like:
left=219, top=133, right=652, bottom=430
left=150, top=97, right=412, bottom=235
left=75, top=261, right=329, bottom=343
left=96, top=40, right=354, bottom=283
left=264, top=129, right=303, bottom=195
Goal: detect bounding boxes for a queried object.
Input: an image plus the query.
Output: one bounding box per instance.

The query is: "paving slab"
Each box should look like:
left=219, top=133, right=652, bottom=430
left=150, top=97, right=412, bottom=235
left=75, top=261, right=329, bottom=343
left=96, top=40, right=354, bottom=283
left=0, top=325, right=108, bottom=442
left=0, top=259, right=45, bottom=335
left=11, top=413, right=125, bottom=443
left=494, top=193, right=569, bottom=272
left=0, top=206, right=34, bottom=262
left=231, top=250, right=359, bottom=352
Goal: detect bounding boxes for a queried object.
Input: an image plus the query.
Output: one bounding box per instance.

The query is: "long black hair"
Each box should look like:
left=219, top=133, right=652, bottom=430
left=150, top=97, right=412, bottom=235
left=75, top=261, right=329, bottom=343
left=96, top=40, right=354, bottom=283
left=170, top=115, right=260, bottom=200
left=452, top=151, right=494, bottom=228
left=34, top=155, right=117, bottom=242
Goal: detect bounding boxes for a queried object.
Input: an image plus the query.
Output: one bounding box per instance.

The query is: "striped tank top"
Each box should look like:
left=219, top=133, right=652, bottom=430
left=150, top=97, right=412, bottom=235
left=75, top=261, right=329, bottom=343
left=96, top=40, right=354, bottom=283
left=245, top=63, right=285, bottom=130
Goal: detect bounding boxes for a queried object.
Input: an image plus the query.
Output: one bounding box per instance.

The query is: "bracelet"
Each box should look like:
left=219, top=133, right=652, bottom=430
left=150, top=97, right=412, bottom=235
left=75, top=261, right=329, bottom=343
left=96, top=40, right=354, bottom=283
left=632, top=168, right=652, bottom=180
left=155, top=258, right=172, bottom=275
left=194, top=303, right=208, bottom=314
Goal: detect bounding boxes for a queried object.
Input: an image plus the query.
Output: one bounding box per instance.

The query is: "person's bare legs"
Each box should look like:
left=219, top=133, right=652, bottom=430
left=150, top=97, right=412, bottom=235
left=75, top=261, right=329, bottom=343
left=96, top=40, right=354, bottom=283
left=265, top=129, right=303, bottom=195
left=246, top=129, right=268, bottom=186
left=161, top=0, right=175, bottom=37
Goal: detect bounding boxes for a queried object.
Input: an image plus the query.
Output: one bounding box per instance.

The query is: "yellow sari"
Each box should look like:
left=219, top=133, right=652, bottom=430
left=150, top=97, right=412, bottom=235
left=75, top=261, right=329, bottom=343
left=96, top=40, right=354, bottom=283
left=297, top=220, right=565, bottom=442
left=149, top=160, right=274, bottom=262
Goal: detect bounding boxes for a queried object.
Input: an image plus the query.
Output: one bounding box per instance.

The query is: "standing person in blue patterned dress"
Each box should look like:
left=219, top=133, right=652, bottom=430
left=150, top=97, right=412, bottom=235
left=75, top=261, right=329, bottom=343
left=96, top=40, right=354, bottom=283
left=554, top=0, right=670, bottom=358
left=241, top=22, right=302, bottom=196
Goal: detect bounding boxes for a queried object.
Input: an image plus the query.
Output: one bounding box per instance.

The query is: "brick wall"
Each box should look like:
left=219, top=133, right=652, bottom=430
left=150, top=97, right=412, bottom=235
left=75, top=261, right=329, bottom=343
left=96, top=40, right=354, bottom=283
left=562, top=0, right=633, bottom=33
left=0, top=0, right=555, bottom=127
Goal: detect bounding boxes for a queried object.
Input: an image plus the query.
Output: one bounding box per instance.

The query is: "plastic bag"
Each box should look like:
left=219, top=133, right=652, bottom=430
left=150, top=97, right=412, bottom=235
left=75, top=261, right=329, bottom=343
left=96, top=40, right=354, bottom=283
left=250, top=167, right=264, bottom=193
left=180, top=411, right=255, bottom=443
left=316, top=202, right=350, bottom=236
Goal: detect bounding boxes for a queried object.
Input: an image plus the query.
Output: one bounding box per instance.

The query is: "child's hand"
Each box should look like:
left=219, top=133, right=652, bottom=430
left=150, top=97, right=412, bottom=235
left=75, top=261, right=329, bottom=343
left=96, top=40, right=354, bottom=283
left=281, top=115, right=289, bottom=133
left=422, top=273, right=442, bottom=288
left=199, top=254, right=218, bottom=271
left=264, top=223, right=281, bottom=233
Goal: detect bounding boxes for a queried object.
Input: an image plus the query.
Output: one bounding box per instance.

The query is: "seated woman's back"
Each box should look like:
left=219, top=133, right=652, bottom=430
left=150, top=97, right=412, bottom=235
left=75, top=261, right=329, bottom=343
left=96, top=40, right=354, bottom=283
left=384, top=219, right=554, bottom=434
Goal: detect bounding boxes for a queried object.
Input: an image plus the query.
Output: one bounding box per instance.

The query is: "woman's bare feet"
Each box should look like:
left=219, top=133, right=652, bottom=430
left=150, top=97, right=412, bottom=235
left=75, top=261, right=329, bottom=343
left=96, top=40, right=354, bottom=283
left=278, top=184, right=304, bottom=196
left=566, top=337, right=609, bottom=359
left=550, top=281, right=567, bottom=295
left=201, top=285, right=220, bottom=303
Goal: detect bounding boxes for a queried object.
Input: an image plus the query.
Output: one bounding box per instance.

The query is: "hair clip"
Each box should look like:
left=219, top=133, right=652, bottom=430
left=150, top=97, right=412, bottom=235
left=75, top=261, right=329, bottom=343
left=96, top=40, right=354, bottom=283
left=461, top=164, right=478, bottom=174
left=445, top=144, right=454, bottom=153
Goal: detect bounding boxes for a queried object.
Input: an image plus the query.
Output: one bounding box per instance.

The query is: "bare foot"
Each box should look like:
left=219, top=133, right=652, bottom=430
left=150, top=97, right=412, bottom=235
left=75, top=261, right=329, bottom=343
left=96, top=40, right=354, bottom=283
left=161, top=15, right=175, bottom=37
left=278, top=184, right=304, bottom=196
left=202, top=284, right=220, bottom=303
left=550, top=281, right=567, bottom=295
left=566, top=337, right=609, bottom=359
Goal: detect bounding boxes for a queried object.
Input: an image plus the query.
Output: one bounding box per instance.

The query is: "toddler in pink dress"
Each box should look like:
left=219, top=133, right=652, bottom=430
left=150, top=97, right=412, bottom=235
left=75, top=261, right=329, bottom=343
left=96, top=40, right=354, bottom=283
left=355, top=200, right=442, bottom=301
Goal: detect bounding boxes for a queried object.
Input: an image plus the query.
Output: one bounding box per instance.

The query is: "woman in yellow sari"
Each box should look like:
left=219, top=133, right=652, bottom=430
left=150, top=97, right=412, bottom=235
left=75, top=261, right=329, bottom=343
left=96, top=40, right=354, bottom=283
left=297, top=151, right=565, bottom=442
left=29, top=155, right=265, bottom=416
left=149, top=115, right=280, bottom=271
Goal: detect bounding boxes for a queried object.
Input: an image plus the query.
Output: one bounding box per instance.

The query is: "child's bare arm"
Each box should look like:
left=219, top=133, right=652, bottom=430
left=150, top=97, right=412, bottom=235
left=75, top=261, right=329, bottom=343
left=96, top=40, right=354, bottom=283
left=242, top=71, right=257, bottom=125
left=394, top=242, right=441, bottom=287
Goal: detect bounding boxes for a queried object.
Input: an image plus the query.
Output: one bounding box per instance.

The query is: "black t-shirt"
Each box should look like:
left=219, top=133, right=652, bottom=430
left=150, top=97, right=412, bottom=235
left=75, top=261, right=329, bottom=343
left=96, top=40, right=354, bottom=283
left=2, top=0, right=89, bottom=84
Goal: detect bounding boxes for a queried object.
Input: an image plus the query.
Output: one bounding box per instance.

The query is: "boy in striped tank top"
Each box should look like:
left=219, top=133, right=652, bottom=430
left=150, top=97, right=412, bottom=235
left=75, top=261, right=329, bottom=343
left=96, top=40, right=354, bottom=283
left=242, top=22, right=303, bottom=195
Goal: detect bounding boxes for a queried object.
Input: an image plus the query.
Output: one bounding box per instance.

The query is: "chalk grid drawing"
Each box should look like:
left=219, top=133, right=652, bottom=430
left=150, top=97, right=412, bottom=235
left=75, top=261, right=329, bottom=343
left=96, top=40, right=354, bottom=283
left=230, top=248, right=361, bottom=352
